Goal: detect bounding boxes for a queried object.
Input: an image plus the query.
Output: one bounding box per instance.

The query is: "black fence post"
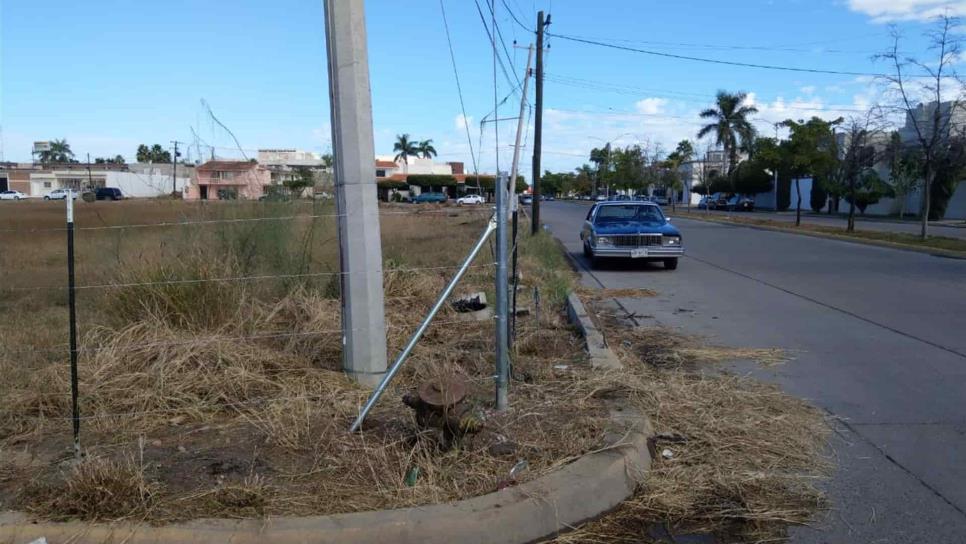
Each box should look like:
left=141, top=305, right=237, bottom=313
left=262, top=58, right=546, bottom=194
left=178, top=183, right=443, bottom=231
left=66, top=191, right=80, bottom=460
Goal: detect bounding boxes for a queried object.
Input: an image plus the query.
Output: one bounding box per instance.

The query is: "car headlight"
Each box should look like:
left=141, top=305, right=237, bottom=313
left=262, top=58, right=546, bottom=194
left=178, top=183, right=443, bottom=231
left=594, top=236, right=613, bottom=247
left=663, top=236, right=681, bottom=246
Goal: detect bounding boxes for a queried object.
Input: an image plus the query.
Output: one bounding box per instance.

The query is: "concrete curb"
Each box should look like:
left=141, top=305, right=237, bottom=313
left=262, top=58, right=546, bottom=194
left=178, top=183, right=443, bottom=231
left=676, top=213, right=966, bottom=260
left=0, top=293, right=651, bottom=544
left=565, top=292, right=623, bottom=370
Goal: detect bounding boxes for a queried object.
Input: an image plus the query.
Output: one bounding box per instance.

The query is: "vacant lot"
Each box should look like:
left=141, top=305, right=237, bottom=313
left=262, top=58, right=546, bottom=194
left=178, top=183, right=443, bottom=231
left=1, top=198, right=605, bottom=522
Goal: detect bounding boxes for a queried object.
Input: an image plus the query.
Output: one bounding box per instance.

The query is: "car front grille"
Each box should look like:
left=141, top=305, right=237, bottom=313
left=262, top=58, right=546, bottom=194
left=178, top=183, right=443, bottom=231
left=610, top=234, right=662, bottom=247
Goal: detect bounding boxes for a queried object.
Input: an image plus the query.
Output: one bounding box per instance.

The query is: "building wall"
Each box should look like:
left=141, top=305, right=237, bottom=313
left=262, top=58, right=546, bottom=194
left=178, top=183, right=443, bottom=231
left=106, top=172, right=190, bottom=197
left=186, top=167, right=271, bottom=200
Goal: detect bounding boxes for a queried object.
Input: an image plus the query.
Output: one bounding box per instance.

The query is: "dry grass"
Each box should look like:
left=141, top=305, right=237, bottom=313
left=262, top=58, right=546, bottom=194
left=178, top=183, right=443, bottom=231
left=549, top=303, right=830, bottom=543
left=27, top=454, right=158, bottom=522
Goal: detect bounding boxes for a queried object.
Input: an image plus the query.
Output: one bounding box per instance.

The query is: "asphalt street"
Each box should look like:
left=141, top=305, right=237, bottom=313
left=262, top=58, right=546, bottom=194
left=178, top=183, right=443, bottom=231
left=683, top=207, right=966, bottom=241
left=541, top=201, right=966, bottom=543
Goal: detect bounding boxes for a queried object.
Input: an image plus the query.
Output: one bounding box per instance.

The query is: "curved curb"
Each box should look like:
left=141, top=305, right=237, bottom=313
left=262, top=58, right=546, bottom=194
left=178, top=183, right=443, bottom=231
left=1, top=425, right=650, bottom=544
left=677, top=213, right=966, bottom=260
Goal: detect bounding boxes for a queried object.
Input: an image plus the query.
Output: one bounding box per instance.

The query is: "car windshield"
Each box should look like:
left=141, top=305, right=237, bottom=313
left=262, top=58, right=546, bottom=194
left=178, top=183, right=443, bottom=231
left=594, top=204, right=664, bottom=225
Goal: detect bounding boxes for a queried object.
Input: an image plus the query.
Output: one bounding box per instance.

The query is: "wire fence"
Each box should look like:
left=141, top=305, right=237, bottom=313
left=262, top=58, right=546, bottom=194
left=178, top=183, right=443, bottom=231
left=0, top=200, right=501, bottom=449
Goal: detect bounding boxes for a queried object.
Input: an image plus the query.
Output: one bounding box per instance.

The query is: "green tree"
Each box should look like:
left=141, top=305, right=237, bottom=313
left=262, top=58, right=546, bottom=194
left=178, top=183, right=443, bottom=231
left=885, top=132, right=919, bottom=219
left=732, top=158, right=774, bottom=196
left=417, top=139, right=437, bottom=159
left=136, top=144, right=171, bottom=163
left=284, top=167, right=315, bottom=198
left=780, top=117, right=841, bottom=226
left=664, top=140, right=695, bottom=210
left=35, top=138, right=74, bottom=165
left=589, top=144, right=612, bottom=197
left=844, top=169, right=892, bottom=214
left=697, top=91, right=758, bottom=178
left=393, top=134, right=419, bottom=177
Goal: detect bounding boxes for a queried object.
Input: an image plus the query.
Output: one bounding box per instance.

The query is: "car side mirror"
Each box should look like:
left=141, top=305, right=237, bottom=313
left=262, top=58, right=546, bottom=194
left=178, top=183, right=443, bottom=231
left=666, top=217, right=671, bottom=223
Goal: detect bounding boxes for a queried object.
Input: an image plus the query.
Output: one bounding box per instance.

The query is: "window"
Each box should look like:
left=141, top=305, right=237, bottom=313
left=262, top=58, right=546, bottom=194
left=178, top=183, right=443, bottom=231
left=376, top=169, right=386, bottom=177
left=43, top=182, right=52, bottom=188
left=594, top=205, right=665, bottom=225
left=213, top=171, right=235, bottom=181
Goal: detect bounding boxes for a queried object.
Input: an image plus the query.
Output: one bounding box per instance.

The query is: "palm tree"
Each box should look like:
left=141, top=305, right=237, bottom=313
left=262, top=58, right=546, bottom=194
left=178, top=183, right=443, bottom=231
left=589, top=144, right=611, bottom=197
left=697, top=91, right=758, bottom=178
left=36, top=138, right=74, bottom=165
left=417, top=139, right=437, bottom=159
left=393, top=134, right=419, bottom=178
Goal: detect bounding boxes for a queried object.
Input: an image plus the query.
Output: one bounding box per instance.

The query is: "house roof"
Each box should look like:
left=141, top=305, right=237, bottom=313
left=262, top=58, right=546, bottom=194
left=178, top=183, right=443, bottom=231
left=375, top=160, right=397, bottom=168
left=197, top=160, right=258, bottom=172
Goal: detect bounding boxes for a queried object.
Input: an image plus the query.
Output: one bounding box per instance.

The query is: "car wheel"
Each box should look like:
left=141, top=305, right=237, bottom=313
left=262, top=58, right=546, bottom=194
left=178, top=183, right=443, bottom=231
left=583, top=241, right=592, bottom=259
left=663, top=258, right=679, bottom=270
left=44, top=196, right=50, bottom=201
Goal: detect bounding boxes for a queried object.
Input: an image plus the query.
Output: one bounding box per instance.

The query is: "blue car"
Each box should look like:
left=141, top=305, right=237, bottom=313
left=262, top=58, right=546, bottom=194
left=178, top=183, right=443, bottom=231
left=579, top=201, right=684, bottom=269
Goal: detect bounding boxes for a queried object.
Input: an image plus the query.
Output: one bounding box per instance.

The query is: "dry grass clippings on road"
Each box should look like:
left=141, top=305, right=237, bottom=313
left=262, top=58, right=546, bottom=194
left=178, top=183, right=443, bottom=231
left=549, top=301, right=831, bottom=543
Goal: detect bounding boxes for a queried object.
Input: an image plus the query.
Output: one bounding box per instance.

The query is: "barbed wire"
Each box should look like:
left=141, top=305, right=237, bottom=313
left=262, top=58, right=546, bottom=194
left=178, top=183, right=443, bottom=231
left=0, top=206, right=495, bottom=234
left=0, top=315, right=494, bottom=358
left=1, top=262, right=497, bottom=292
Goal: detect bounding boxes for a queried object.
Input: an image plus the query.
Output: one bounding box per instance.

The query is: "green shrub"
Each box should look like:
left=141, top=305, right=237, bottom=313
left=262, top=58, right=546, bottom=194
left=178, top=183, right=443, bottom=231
left=406, top=175, right=456, bottom=189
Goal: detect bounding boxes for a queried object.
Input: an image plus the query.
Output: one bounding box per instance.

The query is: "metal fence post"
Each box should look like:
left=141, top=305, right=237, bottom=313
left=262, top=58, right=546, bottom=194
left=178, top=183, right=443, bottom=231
left=66, top=191, right=80, bottom=460
left=495, top=172, right=510, bottom=411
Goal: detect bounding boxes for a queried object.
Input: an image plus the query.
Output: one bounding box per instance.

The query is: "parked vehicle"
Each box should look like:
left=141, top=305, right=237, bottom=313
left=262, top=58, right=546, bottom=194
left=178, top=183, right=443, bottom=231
left=0, top=190, right=26, bottom=201
left=456, top=194, right=485, bottom=206
left=519, top=195, right=533, bottom=206
left=44, top=188, right=78, bottom=201
left=610, top=194, right=632, bottom=201
left=650, top=195, right=669, bottom=206
left=94, top=187, right=124, bottom=201
left=726, top=195, right=755, bottom=212
left=594, top=195, right=608, bottom=201
left=696, top=196, right=712, bottom=209
left=708, top=192, right=729, bottom=210
left=579, top=201, right=684, bottom=270
left=413, top=192, right=447, bottom=204
left=545, top=195, right=556, bottom=201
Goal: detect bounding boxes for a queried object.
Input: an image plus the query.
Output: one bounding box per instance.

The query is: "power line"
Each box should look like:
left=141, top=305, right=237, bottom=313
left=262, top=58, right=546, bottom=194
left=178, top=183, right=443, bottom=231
left=439, top=0, right=481, bottom=186
left=500, top=0, right=532, bottom=33
left=546, top=32, right=884, bottom=77
left=473, top=0, right=521, bottom=93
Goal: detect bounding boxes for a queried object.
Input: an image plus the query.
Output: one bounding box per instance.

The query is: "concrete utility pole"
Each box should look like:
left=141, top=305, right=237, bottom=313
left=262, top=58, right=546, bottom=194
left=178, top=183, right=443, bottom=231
left=171, top=141, right=179, bottom=194
left=323, top=0, right=388, bottom=386
left=530, top=10, right=548, bottom=234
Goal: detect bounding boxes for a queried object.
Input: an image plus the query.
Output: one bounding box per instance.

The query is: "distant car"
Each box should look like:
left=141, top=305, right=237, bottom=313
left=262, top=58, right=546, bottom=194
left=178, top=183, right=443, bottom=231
left=726, top=195, right=755, bottom=212
left=708, top=192, right=729, bottom=210
left=650, top=195, right=669, bottom=206
left=545, top=195, right=556, bottom=201
left=44, top=188, right=77, bottom=201
left=456, top=194, right=485, bottom=206
left=610, top=194, right=632, bottom=201
left=0, top=190, right=26, bottom=201
left=594, top=195, right=608, bottom=201
left=94, top=187, right=124, bottom=201
left=413, top=192, right=447, bottom=204
left=579, top=201, right=684, bottom=270
left=519, top=195, right=533, bottom=206
left=696, top=196, right=712, bottom=210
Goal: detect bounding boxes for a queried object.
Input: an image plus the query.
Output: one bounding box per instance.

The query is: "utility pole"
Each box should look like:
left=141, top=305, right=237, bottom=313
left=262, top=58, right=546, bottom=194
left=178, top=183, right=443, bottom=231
left=323, top=0, right=388, bottom=387
left=530, top=10, right=548, bottom=235
left=85, top=153, right=93, bottom=191
left=171, top=141, right=180, bottom=194
left=509, top=45, right=534, bottom=347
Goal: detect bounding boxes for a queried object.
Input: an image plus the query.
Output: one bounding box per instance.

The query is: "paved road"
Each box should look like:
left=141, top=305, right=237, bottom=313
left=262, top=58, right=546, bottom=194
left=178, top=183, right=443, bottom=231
left=682, top=208, right=966, bottom=240
left=542, top=201, right=966, bottom=543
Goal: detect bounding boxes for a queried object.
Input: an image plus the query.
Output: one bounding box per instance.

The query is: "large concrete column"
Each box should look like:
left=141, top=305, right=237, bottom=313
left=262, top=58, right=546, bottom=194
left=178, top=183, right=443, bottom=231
left=323, top=0, right=388, bottom=386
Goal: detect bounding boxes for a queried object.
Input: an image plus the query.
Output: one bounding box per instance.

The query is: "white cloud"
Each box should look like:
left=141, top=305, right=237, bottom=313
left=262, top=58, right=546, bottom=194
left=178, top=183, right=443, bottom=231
left=847, top=0, right=966, bottom=22
left=454, top=114, right=473, bottom=130
left=801, top=85, right=817, bottom=95
left=634, top=98, right=669, bottom=115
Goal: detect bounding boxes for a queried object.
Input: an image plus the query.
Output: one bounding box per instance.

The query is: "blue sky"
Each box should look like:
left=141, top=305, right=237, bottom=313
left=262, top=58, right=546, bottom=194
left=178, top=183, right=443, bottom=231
left=1, top=0, right=963, bottom=173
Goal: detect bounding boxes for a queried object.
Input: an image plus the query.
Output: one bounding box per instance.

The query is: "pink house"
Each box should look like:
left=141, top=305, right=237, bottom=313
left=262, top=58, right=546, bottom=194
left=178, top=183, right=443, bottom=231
left=186, top=160, right=272, bottom=200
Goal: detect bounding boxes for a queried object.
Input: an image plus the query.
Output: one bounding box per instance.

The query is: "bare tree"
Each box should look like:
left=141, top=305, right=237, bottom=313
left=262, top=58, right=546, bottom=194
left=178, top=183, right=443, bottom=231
left=878, top=15, right=966, bottom=239
left=832, top=111, right=888, bottom=232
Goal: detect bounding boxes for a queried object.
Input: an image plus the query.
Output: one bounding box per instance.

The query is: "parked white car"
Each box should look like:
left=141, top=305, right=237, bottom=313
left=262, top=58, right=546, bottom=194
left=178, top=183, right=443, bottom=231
left=0, top=190, right=26, bottom=201
left=456, top=194, right=485, bottom=206
left=44, top=188, right=77, bottom=200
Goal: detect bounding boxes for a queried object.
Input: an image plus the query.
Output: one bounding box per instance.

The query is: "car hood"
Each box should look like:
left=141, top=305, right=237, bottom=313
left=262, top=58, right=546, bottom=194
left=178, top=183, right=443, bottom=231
left=594, top=221, right=681, bottom=236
